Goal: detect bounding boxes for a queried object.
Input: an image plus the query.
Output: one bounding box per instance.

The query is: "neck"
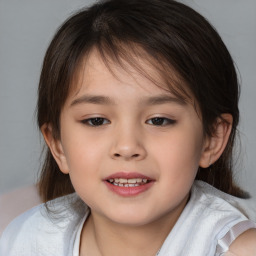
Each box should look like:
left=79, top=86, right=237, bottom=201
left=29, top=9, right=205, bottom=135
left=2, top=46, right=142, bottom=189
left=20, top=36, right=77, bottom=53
left=80, top=196, right=188, bottom=256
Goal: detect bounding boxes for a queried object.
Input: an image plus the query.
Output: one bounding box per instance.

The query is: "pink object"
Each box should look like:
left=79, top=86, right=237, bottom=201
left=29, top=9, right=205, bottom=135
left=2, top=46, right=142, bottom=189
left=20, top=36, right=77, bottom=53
left=104, top=172, right=154, bottom=180
left=0, top=185, right=42, bottom=236
left=104, top=180, right=154, bottom=197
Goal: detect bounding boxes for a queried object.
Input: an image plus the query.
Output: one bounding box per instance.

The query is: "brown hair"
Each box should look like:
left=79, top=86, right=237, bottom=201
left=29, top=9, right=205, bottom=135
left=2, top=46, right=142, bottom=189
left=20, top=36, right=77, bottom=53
left=37, top=0, right=247, bottom=202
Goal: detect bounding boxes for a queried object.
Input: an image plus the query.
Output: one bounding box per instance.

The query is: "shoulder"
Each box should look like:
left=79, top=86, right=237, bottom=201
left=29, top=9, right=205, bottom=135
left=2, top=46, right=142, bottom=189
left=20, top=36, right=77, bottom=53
left=193, top=181, right=256, bottom=220
left=227, top=228, right=256, bottom=256
left=0, top=193, right=87, bottom=256
left=0, top=203, right=45, bottom=255
left=1, top=202, right=44, bottom=236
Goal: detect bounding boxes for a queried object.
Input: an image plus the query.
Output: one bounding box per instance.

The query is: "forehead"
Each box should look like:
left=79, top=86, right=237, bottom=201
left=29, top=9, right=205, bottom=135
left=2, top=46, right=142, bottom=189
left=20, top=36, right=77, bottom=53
left=69, top=48, right=193, bottom=104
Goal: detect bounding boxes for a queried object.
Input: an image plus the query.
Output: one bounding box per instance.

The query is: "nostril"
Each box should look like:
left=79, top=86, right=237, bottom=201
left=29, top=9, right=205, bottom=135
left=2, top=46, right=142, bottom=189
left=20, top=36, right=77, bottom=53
left=113, top=153, right=140, bottom=158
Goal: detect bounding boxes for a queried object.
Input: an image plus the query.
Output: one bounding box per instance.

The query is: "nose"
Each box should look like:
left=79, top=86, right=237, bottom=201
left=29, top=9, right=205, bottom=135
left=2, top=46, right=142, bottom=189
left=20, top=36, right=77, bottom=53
left=110, top=126, right=147, bottom=161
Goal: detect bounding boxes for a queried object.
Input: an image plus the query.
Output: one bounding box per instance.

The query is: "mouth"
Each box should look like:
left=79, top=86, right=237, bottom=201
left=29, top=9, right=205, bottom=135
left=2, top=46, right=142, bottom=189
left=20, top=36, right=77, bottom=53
left=107, top=178, right=150, bottom=187
left=104, top=172, right=154, bottom=197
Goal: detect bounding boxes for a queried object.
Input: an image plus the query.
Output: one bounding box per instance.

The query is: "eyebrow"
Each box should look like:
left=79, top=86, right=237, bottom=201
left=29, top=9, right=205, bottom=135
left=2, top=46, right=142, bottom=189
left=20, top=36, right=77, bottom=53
left=70, top=94, right=187, bottom=107
left=70, top=95, right=115, bottom=107
left=143, top=95, right=187, bottom=106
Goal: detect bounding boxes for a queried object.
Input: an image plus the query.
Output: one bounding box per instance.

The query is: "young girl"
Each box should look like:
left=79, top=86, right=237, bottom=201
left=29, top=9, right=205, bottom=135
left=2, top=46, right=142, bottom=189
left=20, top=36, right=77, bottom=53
left=1, top=0, right=256, bottom=255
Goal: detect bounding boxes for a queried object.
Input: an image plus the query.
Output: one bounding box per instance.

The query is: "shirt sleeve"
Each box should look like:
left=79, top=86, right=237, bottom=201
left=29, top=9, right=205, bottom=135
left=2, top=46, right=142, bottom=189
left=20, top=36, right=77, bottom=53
left=215, top=219, right=256, bottom=256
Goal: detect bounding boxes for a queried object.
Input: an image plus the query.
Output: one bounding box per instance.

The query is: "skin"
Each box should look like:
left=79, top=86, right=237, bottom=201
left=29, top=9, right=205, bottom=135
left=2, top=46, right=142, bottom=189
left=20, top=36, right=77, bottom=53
left=42, top=50, right=241, bottom=256
left=225, top=229, right=256, bottom=256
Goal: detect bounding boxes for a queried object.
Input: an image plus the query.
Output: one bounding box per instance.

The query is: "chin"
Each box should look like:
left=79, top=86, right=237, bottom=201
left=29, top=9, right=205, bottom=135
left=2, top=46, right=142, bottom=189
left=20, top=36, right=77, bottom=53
left=105, top=208, right=158, bottom=227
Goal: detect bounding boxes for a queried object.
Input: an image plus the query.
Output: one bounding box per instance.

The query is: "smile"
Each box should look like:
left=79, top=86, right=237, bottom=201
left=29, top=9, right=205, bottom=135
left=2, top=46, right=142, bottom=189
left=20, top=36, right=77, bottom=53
left=104, top=173, right=154, bottom=197
left=107, top=178, right=149, bottom=187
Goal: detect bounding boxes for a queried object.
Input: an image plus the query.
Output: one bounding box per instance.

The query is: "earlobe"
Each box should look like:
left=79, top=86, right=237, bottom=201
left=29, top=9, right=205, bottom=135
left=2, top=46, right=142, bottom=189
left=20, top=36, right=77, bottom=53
left=199, top=114, right=233, bottom=168
left=40, top=123, right=69, bottom=174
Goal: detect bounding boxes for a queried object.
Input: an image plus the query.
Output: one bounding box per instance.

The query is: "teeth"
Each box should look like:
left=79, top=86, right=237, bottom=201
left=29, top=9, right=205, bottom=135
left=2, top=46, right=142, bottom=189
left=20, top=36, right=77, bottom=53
left=128, top=179, right=137, bottom=184
left=113, top=178, right=147, bottom=184
left=108, top=177, right=149, bottom=186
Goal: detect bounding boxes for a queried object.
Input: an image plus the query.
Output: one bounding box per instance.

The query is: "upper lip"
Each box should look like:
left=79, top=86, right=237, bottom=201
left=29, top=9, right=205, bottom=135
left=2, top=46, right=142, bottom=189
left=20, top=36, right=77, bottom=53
left=104, top=172, right=154, bottom=181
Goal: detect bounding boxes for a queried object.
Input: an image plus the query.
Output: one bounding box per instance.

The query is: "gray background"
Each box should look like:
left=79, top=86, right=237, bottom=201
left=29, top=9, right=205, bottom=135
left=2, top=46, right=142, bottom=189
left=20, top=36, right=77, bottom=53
left=0, top=0, right=255, bottom=198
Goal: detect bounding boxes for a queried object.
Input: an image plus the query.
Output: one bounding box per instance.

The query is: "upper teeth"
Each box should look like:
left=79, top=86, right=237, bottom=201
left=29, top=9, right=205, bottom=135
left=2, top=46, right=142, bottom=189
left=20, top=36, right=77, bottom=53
left=108, top=178, right=148, bottom=184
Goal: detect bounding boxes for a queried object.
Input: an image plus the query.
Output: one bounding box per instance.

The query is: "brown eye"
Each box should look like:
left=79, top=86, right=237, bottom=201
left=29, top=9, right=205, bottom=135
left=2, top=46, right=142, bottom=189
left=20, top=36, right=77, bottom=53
left=147, top=117, right=176, bottom=126
left=81, top=117, right=110, bottom=126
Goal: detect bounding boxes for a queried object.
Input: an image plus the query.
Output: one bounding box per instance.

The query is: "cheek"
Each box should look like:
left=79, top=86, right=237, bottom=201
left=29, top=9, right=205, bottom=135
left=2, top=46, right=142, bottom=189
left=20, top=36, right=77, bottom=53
left=149, top=127, right=204, bottom=174
left=60, top=133, right=109, bottom=198
left=65, top=139, right=105, bottom=205
left=62, top=127, right=107, bottom=166
left=149, top=130, right=203, bottom=206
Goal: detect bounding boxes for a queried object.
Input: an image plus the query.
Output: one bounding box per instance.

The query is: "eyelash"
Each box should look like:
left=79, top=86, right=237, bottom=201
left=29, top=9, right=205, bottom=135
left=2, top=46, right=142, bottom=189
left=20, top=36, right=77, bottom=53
left=146, top=117, right=176, bottom=126
left=81, top=117, right=176, bottom=127
left=81, top=117, right=110, bottom=126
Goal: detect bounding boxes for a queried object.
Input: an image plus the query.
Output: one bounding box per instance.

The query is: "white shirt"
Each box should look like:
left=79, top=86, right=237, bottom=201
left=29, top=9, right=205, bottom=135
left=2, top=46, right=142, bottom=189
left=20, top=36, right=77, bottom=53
left=0, top=181, right=255, bottom=256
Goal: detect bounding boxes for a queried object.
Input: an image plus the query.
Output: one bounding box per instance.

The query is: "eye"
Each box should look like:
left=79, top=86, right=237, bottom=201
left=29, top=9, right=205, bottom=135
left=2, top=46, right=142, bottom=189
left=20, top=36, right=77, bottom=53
left=146, top=117, right=176, bottom=126
left=81, top=117, right=110, bottom=126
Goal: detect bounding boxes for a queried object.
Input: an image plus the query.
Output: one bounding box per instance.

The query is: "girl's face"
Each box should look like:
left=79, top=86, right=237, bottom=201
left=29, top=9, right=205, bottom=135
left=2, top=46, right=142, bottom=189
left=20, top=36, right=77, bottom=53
left=53, top=50, right=209, bottom=226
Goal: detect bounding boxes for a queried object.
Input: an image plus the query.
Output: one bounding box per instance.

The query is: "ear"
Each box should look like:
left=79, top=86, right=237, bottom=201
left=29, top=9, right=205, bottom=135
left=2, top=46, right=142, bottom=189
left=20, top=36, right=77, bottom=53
left=41, top=123, right=69, bottom=174
left=199, top=114, right=233, bottom=168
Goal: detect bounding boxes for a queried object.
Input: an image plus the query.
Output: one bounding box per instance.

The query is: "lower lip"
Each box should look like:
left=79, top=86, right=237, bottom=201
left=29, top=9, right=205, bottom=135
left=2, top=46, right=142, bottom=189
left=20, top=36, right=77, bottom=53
left=104, top=181, right=154, bottom=197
